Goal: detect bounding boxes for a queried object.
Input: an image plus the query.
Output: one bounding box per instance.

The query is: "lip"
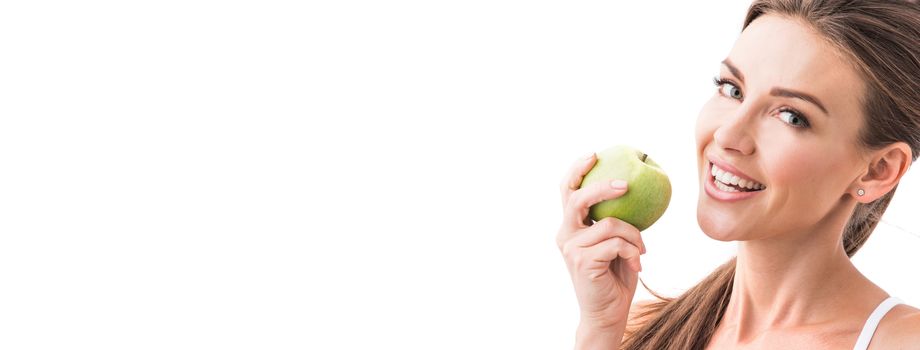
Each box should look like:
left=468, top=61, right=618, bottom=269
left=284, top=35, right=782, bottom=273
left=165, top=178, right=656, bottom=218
left=704, top=161, right=765, bottom=202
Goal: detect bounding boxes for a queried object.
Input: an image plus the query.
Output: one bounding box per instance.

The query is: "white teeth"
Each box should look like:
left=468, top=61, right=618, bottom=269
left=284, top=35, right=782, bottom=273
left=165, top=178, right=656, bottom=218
left=710, top=163, right=766, bottom=190
left=714, top=179, right=739, bottom=192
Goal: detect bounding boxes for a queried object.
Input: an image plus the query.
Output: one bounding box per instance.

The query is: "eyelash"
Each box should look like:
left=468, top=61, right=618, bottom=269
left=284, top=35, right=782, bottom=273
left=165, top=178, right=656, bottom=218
left=711, top=76, right=811, bottom=129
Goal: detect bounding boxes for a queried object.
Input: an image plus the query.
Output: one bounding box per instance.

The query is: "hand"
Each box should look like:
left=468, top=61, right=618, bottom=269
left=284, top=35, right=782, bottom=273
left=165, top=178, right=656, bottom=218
left=557, top=152, right=647, bottom=330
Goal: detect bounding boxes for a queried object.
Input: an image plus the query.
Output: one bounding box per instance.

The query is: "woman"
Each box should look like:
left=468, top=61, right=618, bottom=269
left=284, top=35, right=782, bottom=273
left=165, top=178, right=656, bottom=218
left=556, top=0, right=920, bottom=349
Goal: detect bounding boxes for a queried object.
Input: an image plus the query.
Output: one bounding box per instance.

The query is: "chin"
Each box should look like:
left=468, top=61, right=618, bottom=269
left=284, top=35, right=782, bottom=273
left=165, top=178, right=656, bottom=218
left=696, top=201, right=748, bottom=242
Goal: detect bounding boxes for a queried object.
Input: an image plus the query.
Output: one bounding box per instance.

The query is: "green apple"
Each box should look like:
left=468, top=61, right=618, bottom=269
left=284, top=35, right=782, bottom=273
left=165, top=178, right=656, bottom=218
left=578, top=145, right=671, bottom=231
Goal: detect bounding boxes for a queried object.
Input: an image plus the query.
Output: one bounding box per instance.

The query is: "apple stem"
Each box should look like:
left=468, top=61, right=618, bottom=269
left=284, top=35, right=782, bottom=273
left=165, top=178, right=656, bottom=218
left=641, top=153, right=648, bottom=163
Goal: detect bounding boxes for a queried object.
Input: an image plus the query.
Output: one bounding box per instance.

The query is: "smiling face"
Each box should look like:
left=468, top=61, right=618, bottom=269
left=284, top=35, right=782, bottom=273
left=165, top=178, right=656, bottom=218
left=695, top=14, right=870, bottom=241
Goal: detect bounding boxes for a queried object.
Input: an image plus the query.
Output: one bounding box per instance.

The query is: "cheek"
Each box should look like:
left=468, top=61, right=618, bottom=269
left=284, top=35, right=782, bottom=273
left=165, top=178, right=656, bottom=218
left=764, top=148, right=842, bottom=195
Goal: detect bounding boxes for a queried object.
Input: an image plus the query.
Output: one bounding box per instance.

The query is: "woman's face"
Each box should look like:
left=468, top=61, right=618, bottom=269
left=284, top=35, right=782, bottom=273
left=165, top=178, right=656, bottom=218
left=695, top=14, right=869, bottom=241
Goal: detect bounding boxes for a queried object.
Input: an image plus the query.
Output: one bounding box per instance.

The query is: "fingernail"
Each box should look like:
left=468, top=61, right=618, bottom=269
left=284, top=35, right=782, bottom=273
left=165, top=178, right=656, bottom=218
left=583, top=152, right=595, bottom=161
left=610, top=180, right=627, bottom=189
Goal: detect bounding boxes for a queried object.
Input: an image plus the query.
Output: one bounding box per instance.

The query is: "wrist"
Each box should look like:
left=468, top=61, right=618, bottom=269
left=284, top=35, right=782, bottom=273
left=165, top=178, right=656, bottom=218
left=579, top=313, right=624, bottom=331
left=575, top=320, right=625, bottom=350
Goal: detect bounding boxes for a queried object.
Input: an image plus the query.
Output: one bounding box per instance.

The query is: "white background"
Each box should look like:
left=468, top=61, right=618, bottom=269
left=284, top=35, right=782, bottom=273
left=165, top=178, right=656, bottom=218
left=1, top=1, right=918, bottom=349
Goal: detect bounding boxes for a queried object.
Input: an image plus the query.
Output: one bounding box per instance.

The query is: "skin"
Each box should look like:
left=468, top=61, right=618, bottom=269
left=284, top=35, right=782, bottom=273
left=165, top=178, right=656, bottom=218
left=692, top=14, right=919, bottom=349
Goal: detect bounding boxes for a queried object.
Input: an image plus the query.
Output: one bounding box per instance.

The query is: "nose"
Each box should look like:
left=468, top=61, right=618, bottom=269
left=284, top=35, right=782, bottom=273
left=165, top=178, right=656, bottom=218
left=713, top=104, right=757, bottom=156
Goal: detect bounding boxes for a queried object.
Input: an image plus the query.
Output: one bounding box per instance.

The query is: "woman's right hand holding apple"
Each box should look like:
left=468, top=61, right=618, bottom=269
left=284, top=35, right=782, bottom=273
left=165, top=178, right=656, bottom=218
left=557, top=153, right=647, bottom=348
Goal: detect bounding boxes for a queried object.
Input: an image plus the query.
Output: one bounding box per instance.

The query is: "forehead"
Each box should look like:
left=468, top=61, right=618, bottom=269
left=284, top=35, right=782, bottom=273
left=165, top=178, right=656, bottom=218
left=727, top=15, right=865, bottom=117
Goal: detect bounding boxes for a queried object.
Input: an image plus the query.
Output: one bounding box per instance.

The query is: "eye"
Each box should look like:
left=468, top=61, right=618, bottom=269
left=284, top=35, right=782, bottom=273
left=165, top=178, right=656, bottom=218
left=778, top=108, right=811, bottom=128
left=712, top=77, right=743, bottom=100
left=711, top=76, right=812, bottom=130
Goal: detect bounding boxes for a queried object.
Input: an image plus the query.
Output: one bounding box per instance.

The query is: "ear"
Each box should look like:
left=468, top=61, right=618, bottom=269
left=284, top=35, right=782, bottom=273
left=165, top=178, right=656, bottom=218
left=852, top=142, right=913, bottom=203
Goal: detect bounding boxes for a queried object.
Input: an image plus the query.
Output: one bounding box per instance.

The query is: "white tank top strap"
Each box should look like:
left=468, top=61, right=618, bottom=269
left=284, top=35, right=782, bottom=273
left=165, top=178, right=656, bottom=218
left=852, top=296, right=904, bottom=350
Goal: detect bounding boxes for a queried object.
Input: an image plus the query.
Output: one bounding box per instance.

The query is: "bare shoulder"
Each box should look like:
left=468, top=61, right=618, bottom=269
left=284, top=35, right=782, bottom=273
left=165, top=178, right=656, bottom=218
left=870, top=303, right=920, bottom=350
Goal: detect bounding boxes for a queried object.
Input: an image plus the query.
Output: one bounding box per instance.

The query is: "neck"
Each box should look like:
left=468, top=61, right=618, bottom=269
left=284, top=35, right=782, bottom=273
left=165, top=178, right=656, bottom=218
left=719, top=197, right=871, bottom=342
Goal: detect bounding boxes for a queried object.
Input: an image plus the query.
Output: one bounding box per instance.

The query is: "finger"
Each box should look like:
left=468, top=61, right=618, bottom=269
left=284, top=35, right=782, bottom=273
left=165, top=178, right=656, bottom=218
left=584, top=237, right=643, bottom=274
left=559, top=152, right=597, bottom=209
left=570, top=217, right=646, bottom=255
left=563, top=179, right=628, bottom=231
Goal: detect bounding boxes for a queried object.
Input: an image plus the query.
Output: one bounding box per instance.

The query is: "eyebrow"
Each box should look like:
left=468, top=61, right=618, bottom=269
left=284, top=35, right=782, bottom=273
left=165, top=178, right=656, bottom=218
left=721, top=58, right=829, bottom=115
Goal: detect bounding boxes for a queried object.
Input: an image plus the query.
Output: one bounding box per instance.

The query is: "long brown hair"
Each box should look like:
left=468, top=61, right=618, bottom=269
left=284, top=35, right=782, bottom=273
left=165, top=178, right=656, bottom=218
left=621, top=1, right=920, bottom=349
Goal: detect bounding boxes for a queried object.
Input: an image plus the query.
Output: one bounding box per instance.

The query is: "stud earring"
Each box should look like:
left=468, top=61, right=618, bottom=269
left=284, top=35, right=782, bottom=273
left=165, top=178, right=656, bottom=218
left=857, top=189, right=866, bottom=196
